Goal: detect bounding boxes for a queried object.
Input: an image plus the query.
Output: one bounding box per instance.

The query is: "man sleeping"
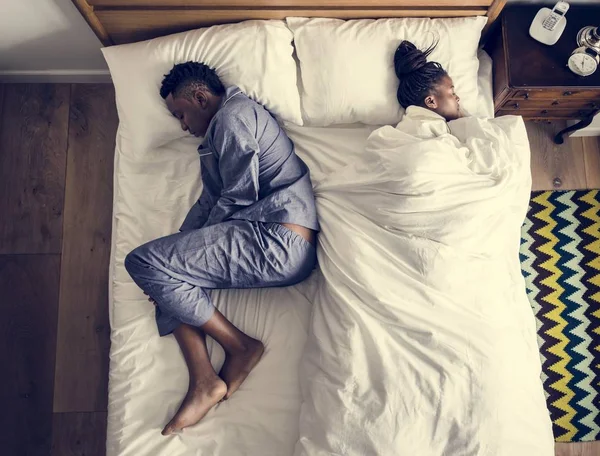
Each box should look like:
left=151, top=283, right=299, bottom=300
left=125, top=62, right=319, bottom=435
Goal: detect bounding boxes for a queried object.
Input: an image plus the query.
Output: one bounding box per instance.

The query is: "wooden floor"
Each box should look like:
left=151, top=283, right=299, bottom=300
left=0, top=83, right=599, bottom=456
left=0, top=83, right=116, bottom=456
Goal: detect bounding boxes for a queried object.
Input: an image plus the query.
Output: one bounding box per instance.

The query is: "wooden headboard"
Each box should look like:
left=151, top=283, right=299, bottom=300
left=72, top=0, right=507, bottom=46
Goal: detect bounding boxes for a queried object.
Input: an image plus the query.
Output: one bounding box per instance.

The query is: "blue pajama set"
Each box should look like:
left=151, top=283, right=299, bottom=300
left=125, top=87, right=319, bottom=336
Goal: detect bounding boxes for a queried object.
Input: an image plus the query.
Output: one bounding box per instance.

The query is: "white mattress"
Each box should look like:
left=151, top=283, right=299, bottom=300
left=106, top=53, right=496, bottom=455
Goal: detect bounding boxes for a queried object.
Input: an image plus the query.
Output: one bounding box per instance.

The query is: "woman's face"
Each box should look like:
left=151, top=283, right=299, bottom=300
left=424, top=75, right=461, bottom=121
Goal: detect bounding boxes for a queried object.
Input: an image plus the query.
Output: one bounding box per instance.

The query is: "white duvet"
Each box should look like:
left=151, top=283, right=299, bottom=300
left=295, top=107, right=554, bottom=456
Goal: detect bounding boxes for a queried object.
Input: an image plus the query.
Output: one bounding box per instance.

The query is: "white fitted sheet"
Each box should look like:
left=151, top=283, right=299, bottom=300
left=106, top=131, right=319, bottom=456
left=106, top=54, right=496, bottom=455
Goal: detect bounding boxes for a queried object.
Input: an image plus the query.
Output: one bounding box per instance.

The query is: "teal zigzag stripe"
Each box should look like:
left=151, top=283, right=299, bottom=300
left=557, top=191, right=598, bottom=439
left=520, top=206, right=547, bottom=386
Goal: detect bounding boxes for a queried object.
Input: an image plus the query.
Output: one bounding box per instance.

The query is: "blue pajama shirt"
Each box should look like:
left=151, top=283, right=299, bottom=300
left=125, top=87, right=319, bottom=336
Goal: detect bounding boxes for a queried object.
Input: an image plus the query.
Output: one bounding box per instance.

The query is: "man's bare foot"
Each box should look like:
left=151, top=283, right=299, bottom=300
left=161, top=376, right=227, bottom=436
left=219, top=338, right=264, bottom=400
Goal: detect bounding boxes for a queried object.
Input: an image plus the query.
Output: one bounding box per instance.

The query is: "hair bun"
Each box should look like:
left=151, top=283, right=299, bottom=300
left=394, top=40, right=432, bottom=78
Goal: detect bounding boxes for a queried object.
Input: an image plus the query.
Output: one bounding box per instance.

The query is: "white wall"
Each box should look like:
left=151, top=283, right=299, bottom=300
left=0, top=0, right=108, bottom=81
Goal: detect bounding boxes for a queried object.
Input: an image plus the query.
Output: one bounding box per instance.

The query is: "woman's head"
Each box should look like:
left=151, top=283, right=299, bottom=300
left=394, top=40, right=461, bottom=121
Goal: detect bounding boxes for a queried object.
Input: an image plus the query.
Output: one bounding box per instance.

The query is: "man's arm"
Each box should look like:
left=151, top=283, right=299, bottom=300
left=202, top=115, right=260, bottom=228
left=179, top=188, right=214, bottom=231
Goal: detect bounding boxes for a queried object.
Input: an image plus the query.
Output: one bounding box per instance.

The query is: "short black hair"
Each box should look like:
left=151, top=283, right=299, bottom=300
left=394, top=40, right=448, bottom=109
left=160, top=61, right=226, bottom=100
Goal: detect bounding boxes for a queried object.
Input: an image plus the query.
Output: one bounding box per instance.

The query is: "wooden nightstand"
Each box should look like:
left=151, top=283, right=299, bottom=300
left=488, top=5, right=600, bottom=144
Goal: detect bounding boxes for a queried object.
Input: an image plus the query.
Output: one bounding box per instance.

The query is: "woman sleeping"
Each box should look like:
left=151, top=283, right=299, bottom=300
left=394, top=40, right=462, bottom=121
left=294, top=41, right=554, bottom=456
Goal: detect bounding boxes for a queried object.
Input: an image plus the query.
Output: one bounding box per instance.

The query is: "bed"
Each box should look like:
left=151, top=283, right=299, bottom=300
left=70, top=1, right=555, bottom=455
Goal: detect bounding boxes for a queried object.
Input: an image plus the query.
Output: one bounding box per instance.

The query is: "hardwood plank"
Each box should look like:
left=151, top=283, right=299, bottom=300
left=53, top=84, right=117, bottom=413
left=0, top=85, right=4, bottom=150
left=0, top=84, right=5, bottom=118
left=556, top=441, right=600, bottom=456
left=51, top=412, right=107, bottom=456
left=0, top=255, right=61, bottom=456
left=0, top=84, right=70, bottom=254
left=526, top=121, right=587, bottom=191
left=583, top=136, right=600, bottom=189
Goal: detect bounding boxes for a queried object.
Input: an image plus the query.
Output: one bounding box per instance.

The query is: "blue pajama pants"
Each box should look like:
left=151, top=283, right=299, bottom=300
left=124, top=220, right=317, bottom=336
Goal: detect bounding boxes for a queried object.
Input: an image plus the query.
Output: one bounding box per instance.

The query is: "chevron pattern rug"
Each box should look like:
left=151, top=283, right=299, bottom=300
left=520, top=190, right=600, bottom=442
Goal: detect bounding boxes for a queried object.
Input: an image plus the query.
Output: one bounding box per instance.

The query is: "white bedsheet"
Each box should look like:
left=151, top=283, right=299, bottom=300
left=107, top=54, right=501, bottom=456
left=294, top=108, right=554, bottom=456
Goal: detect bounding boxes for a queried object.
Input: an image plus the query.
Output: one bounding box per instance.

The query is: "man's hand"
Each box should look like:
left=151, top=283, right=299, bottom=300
left=144, top=291, right=157, bottom=306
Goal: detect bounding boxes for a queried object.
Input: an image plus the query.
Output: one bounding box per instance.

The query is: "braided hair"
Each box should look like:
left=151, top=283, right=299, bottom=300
left=160, top=61, right=225, bottom=100
left=394, top=41, right=447, bottom=109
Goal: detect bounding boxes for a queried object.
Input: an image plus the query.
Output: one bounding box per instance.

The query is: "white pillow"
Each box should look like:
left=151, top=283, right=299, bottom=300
left=102, top=21, right=303, bottom=152
left=287, top=16, right=487, bottom=126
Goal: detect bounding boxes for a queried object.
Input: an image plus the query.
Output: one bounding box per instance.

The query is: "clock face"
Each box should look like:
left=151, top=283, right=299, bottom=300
left=568, top=51, right=598, bottom=76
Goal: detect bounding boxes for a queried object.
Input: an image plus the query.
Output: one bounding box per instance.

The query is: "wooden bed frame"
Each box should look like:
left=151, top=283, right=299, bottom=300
left=72, top=0, right=506, bottom=46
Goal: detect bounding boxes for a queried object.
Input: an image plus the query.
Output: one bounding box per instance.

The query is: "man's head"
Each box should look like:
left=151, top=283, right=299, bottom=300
left=394, top=41, right=461, bottom=121
left=160, top=62, right=226, bottom=137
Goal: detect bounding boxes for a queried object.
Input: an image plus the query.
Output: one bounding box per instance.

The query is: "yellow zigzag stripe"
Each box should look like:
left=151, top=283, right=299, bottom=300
left=534, top=192, right=577, bottom=441
left=580, top=192, right=600, bottom=378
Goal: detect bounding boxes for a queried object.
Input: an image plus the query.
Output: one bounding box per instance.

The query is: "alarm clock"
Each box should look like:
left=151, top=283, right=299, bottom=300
left=568, top=25, right=600, bottom=77
left=568, top=47, right=599, bottom=76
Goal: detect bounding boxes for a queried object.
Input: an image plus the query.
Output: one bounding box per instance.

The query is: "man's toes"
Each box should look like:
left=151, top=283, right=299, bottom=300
left=161, top=420, right=181, bottom=436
